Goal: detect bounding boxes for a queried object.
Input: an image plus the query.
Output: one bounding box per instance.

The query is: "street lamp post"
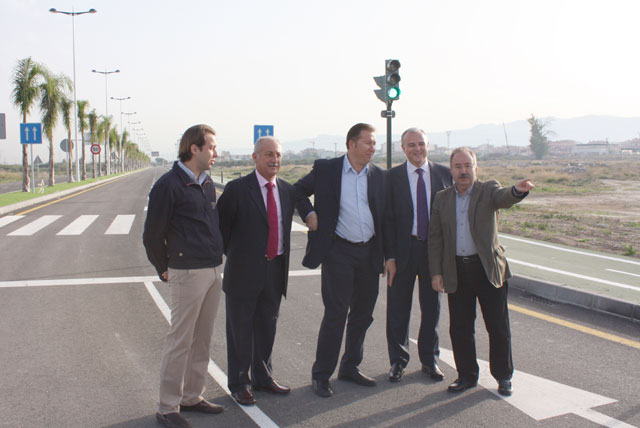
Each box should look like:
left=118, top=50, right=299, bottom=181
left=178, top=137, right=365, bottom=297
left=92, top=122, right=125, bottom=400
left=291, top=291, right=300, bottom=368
left=112, top=97, right=130, bottom=172
left=92, top=68, right=119, bottom=175
left=49, top=7, right=97, bottom=182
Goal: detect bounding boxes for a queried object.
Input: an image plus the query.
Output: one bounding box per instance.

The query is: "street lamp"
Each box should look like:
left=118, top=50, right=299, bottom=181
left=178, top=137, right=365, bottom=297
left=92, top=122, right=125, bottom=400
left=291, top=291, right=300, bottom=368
left=92, top=68, right=119, bottom=174
left=110, top=96, right=130, bottom=134
left=49, top=7, right=97, bottom=181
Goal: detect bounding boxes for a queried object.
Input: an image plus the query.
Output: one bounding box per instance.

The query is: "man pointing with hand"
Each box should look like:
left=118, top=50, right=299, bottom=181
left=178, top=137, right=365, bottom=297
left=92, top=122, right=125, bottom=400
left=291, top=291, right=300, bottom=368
left=428, top=147, right=534, bottom=398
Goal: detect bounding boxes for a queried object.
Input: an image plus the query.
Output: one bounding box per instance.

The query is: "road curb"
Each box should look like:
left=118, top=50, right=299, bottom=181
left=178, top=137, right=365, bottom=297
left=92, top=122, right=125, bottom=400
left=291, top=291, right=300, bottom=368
left=0, top=169, right=145, bottom=216
left=510, top=274, right=640, bottom=322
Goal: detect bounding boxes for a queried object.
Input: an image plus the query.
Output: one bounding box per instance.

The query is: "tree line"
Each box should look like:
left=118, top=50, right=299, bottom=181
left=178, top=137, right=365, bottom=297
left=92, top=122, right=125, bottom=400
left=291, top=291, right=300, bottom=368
left=11, top=57, right=150, bottom=192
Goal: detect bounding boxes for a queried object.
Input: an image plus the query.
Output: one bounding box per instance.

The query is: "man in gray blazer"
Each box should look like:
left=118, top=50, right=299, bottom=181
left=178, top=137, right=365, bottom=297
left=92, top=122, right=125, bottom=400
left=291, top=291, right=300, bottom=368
left=386, top=128, right=452, bottom=383
left=429, top=147, right=534, bottom=397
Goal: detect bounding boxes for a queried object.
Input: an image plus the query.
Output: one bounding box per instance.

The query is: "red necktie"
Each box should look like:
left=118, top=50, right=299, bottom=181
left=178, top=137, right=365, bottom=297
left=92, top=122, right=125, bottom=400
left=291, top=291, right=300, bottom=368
left=266, top=182, right=278, bottom=259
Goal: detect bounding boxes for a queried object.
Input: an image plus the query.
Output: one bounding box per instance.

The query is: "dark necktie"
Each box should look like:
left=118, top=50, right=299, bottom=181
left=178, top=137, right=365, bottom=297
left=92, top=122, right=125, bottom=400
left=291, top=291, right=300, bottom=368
left=416, top=168, right=429, bottom=240
left=266, top=182, right=278, bottom=259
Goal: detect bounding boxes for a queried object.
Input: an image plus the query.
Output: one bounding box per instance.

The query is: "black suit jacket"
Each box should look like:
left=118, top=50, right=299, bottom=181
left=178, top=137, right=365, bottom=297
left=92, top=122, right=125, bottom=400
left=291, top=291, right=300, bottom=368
left=387, top=161, right=453, bottom=272
left=294, top=155, right=394, bottom=272
left=218, top=171, right=295, bottom=298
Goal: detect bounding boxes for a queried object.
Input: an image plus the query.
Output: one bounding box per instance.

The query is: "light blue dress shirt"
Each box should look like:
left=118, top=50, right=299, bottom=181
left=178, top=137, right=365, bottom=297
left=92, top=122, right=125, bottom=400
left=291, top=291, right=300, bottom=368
left=177, top=161, right=208, bottom=185
left=335, top=156, right=375, bottom=243
left=455, top=183, right=479, bottom=256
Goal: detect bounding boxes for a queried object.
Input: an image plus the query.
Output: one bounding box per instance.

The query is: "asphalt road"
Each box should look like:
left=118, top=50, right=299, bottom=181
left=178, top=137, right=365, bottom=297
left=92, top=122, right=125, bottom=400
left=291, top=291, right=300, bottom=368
left=0, top=167, right=638, bottom=428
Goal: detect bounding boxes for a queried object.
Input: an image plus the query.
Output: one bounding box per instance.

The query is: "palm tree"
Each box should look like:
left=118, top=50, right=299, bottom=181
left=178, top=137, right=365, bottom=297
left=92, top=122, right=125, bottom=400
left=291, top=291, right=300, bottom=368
left=40, top=70, right=72, bottom=186
left=60, top=96, right=74, bottom=183
left=77, top=100, right=89, bottom=180
left=87, top=109, right=98, bottom=178
left=109, top=127, right=119, bottom=173
left=11, top=57, right=44, bottom=192
left=99, top=115, right=113, bottom=175
left=96, top=118, right=105, bottom=176
left=119, top=129, right=129, bottom=173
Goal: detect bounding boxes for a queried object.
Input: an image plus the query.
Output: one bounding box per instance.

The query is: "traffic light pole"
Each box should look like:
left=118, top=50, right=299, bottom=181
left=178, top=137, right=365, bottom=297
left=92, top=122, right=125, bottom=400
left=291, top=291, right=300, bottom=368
left=385, top=100, right=393, bottom=169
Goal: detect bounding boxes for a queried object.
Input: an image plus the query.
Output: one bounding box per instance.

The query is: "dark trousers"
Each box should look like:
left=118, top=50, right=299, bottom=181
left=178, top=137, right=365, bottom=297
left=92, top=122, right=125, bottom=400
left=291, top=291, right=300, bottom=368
left=386, top=237, right=440, bottom=367
left=226, top=255, right=284, bottom=392
left=448, top=257, right=513, bottom=381
left=312, top=239, right=379, bottom=381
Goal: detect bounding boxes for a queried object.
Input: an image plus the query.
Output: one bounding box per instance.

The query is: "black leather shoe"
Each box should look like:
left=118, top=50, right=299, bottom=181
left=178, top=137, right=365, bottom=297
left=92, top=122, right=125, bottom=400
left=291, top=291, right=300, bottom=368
left=388, top=363, right=404, bottom=382
left=156, top=412, right=192, bottom=428
left=338, top=370, right=377, bottom=387
left=422, top=363, right=445, bottom=381
left=231, top=387, right=256, bottom=405
left=447, top=378, right=478, bottom=393
left=498, top=379, right=513, bottom=396
left=180, top=399, right=224, bottom=414
left=252, top=379, right=291, bottom=394
left=312, top=379, right=333, bottom=397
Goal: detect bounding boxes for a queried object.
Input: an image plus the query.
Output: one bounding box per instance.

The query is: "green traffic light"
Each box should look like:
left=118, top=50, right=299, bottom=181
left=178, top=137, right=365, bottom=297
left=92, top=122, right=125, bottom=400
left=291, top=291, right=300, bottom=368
left=387, top=86, right=400, bottom=100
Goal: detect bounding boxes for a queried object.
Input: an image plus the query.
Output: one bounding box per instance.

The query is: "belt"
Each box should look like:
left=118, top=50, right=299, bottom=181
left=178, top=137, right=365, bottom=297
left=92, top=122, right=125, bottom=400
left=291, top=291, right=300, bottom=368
left=411, top=235, right=427, bottom=242
left=334, top=235, right=373, bottom=247
left=456, top=254, right=480, bottom=264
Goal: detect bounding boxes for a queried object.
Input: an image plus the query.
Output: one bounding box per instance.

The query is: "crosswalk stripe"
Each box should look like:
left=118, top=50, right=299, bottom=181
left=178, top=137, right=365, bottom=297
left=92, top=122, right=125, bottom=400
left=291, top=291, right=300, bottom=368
left=0, top=215, right=25, bottom=229
left=57, top=215, right=99, bottom=236
left=7, top=215, right=62, bottom=236
left=105, top=215, right=136, bottom=235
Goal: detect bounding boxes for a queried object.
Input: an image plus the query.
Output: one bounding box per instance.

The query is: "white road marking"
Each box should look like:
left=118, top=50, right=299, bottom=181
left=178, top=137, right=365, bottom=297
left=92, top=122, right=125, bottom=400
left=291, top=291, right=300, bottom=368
left=0, top=215, right=24, bottom=228
left=501, top=234, right=640, bottom=266
left=411, top=340, right=632, bottom=427
left=509, top=258, right=638, bottom=292
left=57, top=215, right=99, bottom=235
left=144, top=281, right=280, bottom=428
left=0, top=271, right=320, bottom=288
left=105, top=214, right=136, bottom=235
left=606, top=269, right=640, bottom=279
left=7, top=215, right=62, bottom=236
left=0, top=276, right=159, bottom=288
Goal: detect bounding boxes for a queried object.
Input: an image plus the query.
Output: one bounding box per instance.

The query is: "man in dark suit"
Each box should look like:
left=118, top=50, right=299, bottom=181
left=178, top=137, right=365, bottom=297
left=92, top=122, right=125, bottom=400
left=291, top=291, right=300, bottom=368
left=386, top=128, right=452, bottom=383
left=295, top=123, right=395, bottom=398
left=217, top=136, right=295, bottom=406
left=429, top=147, right=534, bottom=397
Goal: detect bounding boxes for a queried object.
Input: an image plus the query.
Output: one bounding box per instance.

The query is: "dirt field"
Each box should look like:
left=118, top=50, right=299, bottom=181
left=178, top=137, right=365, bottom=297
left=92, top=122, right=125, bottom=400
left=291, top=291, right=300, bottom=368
left=479, top=160, right=640, bottom=258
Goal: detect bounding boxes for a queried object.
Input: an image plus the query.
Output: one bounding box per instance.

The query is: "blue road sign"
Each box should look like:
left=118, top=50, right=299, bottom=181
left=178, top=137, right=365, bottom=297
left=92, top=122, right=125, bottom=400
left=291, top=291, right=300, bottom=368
left=20, top=123, right=42, bottom=144
left=254, top=125, right=274, bottom=143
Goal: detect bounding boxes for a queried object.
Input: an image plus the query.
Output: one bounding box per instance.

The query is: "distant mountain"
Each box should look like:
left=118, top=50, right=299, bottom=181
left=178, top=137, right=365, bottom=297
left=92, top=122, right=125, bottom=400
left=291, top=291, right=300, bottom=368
left=280, top=116, right=640, bottom=152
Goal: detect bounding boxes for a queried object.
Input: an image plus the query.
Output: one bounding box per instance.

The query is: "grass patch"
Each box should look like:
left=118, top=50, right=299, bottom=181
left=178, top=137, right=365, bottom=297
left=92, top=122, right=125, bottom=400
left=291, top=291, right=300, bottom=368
left=622, top=245, right=637, bottom=256
left=0, top=173, right=127, bottom=208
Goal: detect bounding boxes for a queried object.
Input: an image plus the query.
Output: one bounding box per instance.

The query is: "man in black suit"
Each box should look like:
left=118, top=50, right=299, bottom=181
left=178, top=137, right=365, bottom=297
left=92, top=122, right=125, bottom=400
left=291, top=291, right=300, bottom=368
left=217, top=136, right=295, bottom=406
left=295, top=123, right=395, bottom=398
left=386, top=128, right=453, bottom=383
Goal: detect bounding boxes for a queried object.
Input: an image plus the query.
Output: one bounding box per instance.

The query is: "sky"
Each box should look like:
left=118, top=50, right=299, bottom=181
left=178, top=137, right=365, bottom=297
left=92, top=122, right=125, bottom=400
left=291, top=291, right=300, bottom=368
left=1, top=0, right=639, bottom=164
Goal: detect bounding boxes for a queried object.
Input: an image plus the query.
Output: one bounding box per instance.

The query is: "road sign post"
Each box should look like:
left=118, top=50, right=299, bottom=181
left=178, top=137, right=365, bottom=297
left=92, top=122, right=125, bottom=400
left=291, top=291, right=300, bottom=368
left=0, top=113, right=6, bottom=139
left=20, top=123, right=42, bottom=192
left=253, top=125, right=274, bottom=143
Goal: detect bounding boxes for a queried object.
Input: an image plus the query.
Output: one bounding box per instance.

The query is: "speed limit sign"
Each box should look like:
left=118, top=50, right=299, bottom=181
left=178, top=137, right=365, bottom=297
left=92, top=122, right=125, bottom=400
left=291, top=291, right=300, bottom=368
left=90, top=143, right=101, bottom=155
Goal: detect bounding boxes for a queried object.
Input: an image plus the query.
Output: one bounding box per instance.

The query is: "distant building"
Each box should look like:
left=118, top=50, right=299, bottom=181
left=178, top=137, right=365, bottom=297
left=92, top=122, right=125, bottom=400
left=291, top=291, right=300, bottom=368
left=548, top=140, right=577, bottom=156
left=573, top=142, right=611, bottom=156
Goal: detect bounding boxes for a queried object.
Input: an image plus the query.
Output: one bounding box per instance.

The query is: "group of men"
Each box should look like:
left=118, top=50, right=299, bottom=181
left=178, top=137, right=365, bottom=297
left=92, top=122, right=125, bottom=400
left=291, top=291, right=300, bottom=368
left=143, top=122, right=534, bottom=428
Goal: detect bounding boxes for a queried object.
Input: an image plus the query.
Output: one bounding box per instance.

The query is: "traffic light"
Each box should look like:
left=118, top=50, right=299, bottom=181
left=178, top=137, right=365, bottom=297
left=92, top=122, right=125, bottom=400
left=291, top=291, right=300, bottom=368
left=373, top=59, right=401, bottom=103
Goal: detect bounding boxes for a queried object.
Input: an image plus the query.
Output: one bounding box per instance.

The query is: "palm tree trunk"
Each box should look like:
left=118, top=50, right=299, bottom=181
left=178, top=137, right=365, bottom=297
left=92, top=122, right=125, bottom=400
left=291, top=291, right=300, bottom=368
left=22, top=144, right=30, bottom=192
